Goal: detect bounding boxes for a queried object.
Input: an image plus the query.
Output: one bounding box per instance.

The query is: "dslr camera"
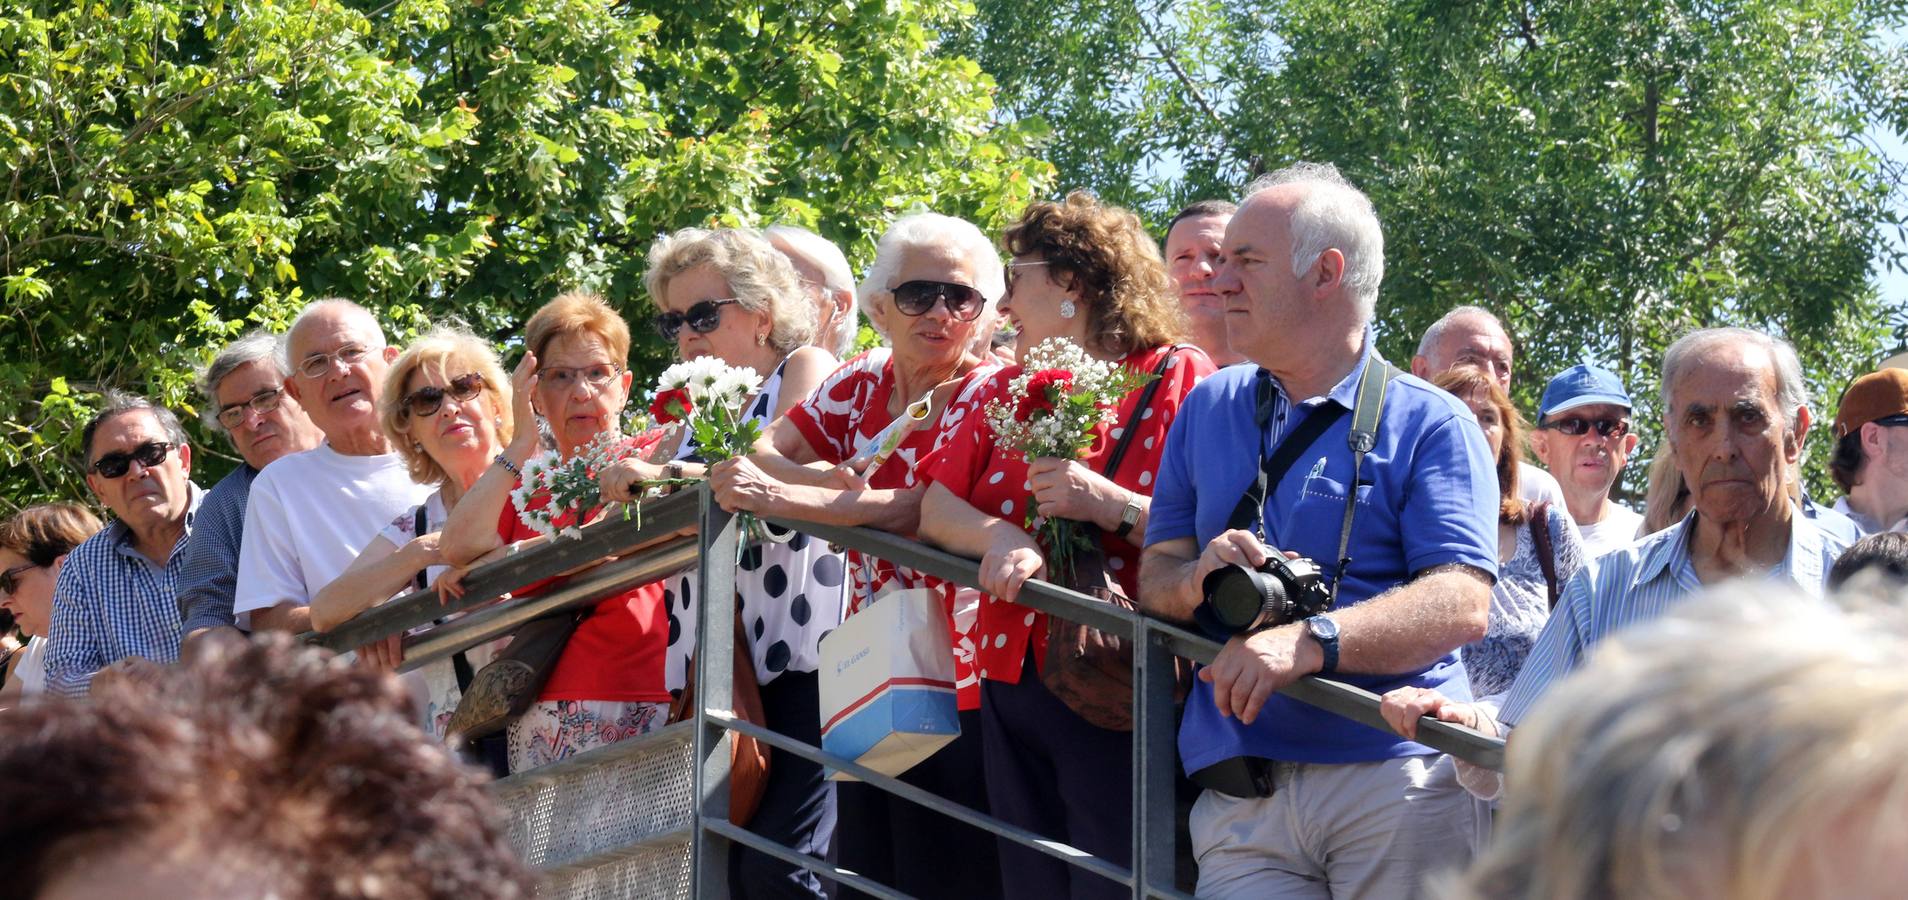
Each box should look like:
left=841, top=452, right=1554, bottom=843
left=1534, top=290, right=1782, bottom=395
left=1196, top=554, right=1334, bottom=637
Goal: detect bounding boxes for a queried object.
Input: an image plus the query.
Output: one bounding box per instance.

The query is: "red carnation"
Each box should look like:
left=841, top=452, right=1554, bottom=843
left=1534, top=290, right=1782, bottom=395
left=650, top=387, right=694, bottom=424
left=1014, top=369, right=1075, bottom=422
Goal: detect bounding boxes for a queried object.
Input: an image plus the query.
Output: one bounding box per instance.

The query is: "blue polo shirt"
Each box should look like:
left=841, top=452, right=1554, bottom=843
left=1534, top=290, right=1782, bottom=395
left=1147, top=342, right=1500, bottom=769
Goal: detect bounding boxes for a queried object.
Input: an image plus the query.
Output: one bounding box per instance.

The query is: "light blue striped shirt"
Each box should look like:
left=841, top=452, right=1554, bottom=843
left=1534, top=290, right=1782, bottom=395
left=1497, top=504, right=1848, bottom=727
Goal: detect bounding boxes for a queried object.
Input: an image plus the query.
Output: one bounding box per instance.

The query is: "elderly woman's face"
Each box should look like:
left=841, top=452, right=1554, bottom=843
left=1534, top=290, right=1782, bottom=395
left=534, top=331, right=632, bottom=457
left=875, top=243, right=986, bottom=367
left=662, top=263, right=776, bottom=368
left=400, top=361, right=505, bottom=488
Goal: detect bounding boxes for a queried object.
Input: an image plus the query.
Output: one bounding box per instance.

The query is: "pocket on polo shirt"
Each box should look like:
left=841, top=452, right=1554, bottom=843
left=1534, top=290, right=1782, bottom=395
left=1296, top=474, right=1374, bottom=507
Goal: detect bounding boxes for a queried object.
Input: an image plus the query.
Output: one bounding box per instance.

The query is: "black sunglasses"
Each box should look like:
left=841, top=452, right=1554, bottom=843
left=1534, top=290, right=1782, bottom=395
left=892, top=281, right=986, bottom=321
left=0, top=563, right=35, bottom=596
left=1543, top=416, right=1630, bottom=438
left=656, top=299, right=740, bottom=341
left=401, top=372, right=486, bottom=420
left=91, top=440, right=175, bottom=478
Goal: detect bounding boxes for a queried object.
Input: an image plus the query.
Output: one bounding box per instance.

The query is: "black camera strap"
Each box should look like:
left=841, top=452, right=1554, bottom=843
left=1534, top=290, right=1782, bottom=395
left=1227, top=359, right=1401, bottom=605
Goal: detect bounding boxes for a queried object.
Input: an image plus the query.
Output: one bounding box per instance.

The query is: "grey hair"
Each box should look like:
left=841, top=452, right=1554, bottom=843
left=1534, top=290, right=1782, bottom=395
left=1416, top=305, right=1504, bottom=360
left=1242, top=161, right=1385, bottom=321
left=856, top=213, right=1005, bottom=339
left=1660, top=327, right=1810, bottom=430
left=81, top=389, right=189, bottom=465
left=766, top=224, right=859, bottom=354
left=197, top=330, right=283, bottom=432
left=277, top=298, right=386, bottom=377
left=643, top=227, right=816, bottom=354
left=1440, top=586, right=1908, bottom=900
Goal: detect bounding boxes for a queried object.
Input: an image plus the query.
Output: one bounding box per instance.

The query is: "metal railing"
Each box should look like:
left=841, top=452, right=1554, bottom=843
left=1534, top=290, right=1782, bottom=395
left=310, top=486, right=1506, bottom=898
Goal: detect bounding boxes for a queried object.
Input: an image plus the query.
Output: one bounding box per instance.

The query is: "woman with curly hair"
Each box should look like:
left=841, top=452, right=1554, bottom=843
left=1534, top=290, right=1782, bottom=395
left=917, top=191, right=1217, bottom=900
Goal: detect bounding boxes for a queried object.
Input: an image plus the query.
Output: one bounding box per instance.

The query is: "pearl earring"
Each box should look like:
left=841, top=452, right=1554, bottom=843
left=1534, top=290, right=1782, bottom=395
left=1059, top=299, right=1077, bottom=320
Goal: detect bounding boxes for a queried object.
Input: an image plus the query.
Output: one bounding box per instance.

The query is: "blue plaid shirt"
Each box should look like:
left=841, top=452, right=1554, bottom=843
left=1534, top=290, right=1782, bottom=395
left=45, top=484, right=204, bottom=697
left=176, top=465, right=256, bottom=635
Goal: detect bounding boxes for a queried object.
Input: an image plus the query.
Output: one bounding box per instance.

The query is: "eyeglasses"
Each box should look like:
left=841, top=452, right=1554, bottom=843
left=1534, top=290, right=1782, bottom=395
left=656, top=299, right=740, bottom=341
left=892, top=281, right=986, bottom=321
left=401, top=373, right=486, bottom=421
left=539, top=363, right=623, bottom=393
left=215, top=388, right=285, bottom=430
left=298, top=343, right=373, bottom=379
left=0, top=563, right=35, bottom=597
left=91, top=440, right=175, bottom=478
left=1542, top=416, right=1630, bottom=438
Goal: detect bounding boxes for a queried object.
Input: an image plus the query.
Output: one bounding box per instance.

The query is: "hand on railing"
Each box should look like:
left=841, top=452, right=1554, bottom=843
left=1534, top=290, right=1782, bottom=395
left=357, top=634, right=404, bottom=672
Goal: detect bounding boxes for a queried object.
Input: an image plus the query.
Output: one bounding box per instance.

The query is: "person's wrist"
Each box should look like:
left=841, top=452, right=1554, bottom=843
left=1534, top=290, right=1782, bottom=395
left=1291, top=623, right=1326, bottom=675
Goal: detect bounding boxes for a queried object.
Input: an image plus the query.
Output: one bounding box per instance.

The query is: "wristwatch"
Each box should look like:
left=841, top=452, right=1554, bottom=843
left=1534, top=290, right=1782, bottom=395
left=1303, top=614, right=1340, bottom=674
left=1113, top=492, right=1144, bottom=538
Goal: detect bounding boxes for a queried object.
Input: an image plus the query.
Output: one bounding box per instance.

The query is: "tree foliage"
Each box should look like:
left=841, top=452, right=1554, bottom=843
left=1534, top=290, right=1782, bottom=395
left=959, top=0, right=1908, bottom=496
left=0, top=0, right=1053, bottom=510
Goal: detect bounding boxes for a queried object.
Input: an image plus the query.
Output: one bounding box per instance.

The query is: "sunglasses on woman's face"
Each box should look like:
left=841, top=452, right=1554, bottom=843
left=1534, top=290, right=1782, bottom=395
left=401, top=372, right=486, bottom=420
left=891, top=281, right=986, bottom=321
left=90, top=441, right=174, bottom=479
left=1542, top=416, right=1630, bottom=438
left=656, top=298, right=740, bottom=341
left=0, top=563, right=35, bottom=597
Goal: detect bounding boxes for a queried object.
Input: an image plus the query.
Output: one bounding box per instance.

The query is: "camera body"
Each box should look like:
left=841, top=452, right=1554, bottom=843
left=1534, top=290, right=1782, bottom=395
left=1196, top=554, right=1334, bottom=637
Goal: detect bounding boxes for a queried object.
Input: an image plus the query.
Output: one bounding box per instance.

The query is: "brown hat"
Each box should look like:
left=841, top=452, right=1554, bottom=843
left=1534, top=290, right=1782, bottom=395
left=1834, top=369, right=1908, bottom=437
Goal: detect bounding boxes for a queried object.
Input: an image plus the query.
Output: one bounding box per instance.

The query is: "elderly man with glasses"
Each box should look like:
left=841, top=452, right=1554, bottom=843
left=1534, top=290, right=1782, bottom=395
left=234, top=299, right=430, bottom=634
left=1527, top=365, right=1644, bottom=558
left=175, top=331, right=325, bottom=652
left=44, top=392, right=206, bottom=696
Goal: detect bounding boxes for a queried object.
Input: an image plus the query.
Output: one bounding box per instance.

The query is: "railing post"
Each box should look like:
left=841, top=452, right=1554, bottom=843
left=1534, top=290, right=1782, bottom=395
left=1133, top=619, right=1180, bottom=899
left=692, top=488, right=740, bottom=899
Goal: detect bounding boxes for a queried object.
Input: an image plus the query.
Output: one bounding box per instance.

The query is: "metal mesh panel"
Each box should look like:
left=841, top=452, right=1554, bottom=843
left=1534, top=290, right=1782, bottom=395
left=535, top=837, right=694, bottom=900
left=489, top=722, right=697, bottom=874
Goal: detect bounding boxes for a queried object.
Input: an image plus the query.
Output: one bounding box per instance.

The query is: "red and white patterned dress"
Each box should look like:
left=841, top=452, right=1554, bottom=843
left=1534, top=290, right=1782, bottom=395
left=785, top=348, right=1000, bottom=708
left=922, top=344, right=1215, bottom=684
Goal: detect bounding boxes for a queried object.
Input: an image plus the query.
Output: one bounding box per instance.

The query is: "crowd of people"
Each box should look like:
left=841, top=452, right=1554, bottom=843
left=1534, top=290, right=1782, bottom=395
left=4, top=160, right=1908, bottom=898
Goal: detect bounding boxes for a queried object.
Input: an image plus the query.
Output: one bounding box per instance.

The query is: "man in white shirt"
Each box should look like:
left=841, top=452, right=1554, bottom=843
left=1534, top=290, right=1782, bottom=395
left=1412, top=305, right=1567, bottom=507
left=236, top=299, right=431, bottom=633
left=1828, top=368, right=1908, bottom=535
left=1528, top=364, right=1644, bottom=557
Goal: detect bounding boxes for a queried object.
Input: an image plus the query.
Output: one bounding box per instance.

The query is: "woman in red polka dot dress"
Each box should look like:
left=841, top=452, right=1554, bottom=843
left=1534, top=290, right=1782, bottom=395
left=918, top=192, right=1216, bottom=900
left=709, top=212, right=1007, bottom=900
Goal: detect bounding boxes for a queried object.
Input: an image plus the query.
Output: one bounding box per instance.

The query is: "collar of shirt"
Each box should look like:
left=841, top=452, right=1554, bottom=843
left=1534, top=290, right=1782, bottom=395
left=1257, top=330, right=1374, bottom=448
left=1633, top=501, right=1828, bottom=595
left=107, top=482, right=206, bottom=569
left=1832, top=494, right=1908, bottom=535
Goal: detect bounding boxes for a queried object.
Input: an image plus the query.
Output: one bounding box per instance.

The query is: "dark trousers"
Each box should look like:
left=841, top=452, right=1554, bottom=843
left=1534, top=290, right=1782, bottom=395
left=835, top=709, right=1001, bottom=899
left=980, top=663, right=1132, bottom=900
left=732, top=669, right=835, bottom=900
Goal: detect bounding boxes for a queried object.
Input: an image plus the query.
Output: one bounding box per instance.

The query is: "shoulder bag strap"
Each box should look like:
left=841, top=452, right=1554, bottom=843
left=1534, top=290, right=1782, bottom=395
left=1100, top=347, right=1179, bottom=480
left=414, top=502, right=478, bottom=693
left=1528, top=500, right=1560, bottom=609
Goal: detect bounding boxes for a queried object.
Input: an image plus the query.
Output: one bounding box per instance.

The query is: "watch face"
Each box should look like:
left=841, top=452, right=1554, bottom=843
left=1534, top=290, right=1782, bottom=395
left=1309, top=616, right=1339, bottom=640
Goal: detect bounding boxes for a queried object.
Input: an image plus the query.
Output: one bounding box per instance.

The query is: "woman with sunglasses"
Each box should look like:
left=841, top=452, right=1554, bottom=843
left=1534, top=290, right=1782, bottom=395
left=593, top=227, right=842, bottom=899
left=1420, top=364, right=1584, bottom=701
left=915, top=192, right=1214, bottom=900
left=309, top=326, right=516, bottom=739
left=0, top=504, right=104, bottom=708
left=705, top=213, right=1007, bottom=900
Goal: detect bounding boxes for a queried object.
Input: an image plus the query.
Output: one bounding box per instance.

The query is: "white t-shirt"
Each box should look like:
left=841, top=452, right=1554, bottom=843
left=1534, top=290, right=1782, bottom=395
left=1518, top=462, right=1566, bottom=509
left=1576, top=504, right=1645, bottom=560
left=11, top=636, right=46, bottom=697
left=234, top=443, right=432, bottom=625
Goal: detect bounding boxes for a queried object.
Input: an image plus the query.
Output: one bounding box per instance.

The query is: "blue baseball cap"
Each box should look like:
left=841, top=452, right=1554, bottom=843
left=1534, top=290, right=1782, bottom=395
left=1539, top=364, right=1632, bottom=419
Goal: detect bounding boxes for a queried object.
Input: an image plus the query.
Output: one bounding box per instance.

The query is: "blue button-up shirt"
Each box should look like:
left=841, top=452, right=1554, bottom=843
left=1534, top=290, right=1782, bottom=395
left=45, top=484, right=204, bottom=697
left=176, top=464, right=257, bottom=635
left=1496, top=504, right=1848, bottom=727
left=1148, top=337, right=1501, bottom=768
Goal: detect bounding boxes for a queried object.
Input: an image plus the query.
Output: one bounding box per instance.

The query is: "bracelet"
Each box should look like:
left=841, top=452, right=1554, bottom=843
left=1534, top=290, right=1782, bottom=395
left=493, top=453, right=521, bottom=477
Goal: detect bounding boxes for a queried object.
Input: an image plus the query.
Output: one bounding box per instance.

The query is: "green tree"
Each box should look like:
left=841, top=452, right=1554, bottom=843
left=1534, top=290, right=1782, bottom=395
left=960, top=0, right=1908, bottom=497
left=0, top=0, right=1053, bottom=510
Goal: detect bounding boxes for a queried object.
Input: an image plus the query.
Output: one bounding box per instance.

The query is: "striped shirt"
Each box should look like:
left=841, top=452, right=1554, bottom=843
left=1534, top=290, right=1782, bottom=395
left=1497, top=504, right=1847, bottom=727
left=45, top=485, right=204, bottom=697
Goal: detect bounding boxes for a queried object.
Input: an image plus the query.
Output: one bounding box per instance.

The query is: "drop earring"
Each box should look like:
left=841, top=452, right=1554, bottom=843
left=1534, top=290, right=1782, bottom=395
left=1058, top=299, right=1077, bottom=320
left=756, top=332, right=768, bottom=346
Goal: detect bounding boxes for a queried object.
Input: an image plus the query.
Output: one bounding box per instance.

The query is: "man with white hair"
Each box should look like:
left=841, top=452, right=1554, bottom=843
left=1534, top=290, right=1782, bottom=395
left=1413, top=305, right=1568, bottom=509
left=177, top=330, right=324, bottom=649
left=235, top=300, right=430, bottom=633
left=1382, top=328, right=1854, bottom=777
left=1141, top=162, right=1499, bottom=897
left=767, top=224, right=859, bottom=358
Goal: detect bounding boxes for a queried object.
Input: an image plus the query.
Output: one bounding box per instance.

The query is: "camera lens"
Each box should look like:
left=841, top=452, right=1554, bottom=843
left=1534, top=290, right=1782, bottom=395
left=1201, top=563, right=1288, bottom=633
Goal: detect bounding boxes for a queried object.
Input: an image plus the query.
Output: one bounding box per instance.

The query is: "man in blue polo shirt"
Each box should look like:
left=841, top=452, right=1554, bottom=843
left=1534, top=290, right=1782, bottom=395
left=1140, top=162, right=1500, bottom=897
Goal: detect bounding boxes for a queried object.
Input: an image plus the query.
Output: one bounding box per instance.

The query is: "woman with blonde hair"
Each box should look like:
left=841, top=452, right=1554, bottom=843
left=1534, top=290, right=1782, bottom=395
left=917, top=191, right=1216, bottom=900
left=0, top=503, right=103, bottom=707
left=310, top=325, right=514, bottom=739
